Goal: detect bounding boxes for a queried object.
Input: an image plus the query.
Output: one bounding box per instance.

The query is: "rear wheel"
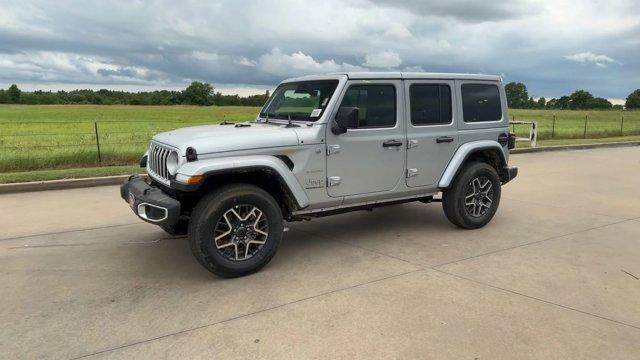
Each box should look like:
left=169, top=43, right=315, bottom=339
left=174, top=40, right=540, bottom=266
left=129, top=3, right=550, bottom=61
left=442, top=162, right=501, bottom=229
left=188, top=184, right=283, bottom=278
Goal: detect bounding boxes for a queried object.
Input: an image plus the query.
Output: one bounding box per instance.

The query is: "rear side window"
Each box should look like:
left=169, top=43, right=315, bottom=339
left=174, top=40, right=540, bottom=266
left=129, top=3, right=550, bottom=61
left=410, top=84, right=452, bottom=125
left=461, top=84, right=502, bottom=122
left=339, top=84, right=396, bottom=128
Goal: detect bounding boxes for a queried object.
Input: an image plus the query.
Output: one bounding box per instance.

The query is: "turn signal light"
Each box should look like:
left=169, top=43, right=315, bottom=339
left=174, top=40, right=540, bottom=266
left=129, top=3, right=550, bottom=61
left=185, top=175, right=204, bottom=185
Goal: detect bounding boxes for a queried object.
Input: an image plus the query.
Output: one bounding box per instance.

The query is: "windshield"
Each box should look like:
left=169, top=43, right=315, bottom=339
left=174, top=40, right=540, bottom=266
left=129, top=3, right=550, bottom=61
left=260, top=80, right=339, bottom=121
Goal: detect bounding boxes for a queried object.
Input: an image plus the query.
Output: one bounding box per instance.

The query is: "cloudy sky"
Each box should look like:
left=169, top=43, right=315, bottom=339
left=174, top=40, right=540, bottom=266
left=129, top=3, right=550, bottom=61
left=0, top=0, right=638, bottom=100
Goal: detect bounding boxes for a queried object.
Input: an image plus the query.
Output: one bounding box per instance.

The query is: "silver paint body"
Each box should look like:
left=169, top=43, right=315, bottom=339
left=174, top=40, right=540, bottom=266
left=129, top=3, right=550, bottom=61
left=147, top=72, right=511, bottom=213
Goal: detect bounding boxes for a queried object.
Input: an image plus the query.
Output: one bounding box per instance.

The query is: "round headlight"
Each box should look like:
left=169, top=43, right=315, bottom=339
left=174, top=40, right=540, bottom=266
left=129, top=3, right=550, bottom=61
left=166, top=151, right=179, bottom=176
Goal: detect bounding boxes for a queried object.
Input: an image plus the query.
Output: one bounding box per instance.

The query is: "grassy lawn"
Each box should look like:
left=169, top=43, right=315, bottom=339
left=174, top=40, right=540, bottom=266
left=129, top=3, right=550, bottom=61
left=0, top=105, right=260, bottom=172
left=510, top=109, right=640, bottom=140
left=0, top=105, right=639, bottom=183
left=0, top=165, right=143, bottom=184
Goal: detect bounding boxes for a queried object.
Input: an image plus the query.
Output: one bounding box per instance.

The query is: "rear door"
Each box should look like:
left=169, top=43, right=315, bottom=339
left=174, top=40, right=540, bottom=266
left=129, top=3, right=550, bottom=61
left=325, top=79, right=405, bottom=197
left=404, top=79, right=458, bottom=187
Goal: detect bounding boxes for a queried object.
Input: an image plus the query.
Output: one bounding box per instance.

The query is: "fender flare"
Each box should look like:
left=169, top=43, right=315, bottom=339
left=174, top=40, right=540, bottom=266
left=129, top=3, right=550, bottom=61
left=438, top=140, right=507, bottom=189
left=176, top=155, right=310, bottom=208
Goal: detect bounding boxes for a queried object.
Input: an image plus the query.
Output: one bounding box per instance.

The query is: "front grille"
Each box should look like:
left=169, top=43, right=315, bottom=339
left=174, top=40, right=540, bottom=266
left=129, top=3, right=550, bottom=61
left=147, top=142, right=173, bottom=183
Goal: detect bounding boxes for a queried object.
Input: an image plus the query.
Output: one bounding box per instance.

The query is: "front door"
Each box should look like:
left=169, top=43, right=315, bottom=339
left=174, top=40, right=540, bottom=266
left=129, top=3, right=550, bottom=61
left=326, top=80, right=405, bottom=197
left=404, top=80, right=458, bottom=188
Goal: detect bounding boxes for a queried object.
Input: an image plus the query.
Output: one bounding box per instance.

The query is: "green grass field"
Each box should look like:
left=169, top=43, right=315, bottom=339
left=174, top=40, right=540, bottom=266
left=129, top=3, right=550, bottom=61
left=0, top=105, right=260, bottom=172
left=0, top=105, right=639, bottom=178
left=510, top=109, right=640, bottom=140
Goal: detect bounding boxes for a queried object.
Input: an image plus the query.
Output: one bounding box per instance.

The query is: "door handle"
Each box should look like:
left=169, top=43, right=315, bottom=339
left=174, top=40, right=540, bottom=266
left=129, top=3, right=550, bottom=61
left=382, top=140, right=403, bottom=148
left=436, top=136, right=454, bottom=143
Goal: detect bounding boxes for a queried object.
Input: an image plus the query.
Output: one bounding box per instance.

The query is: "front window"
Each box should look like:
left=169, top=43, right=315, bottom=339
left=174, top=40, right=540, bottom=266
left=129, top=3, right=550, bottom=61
left=260, top=80, right=339, bottom=121
left=338, top=84, right=396, bottom=128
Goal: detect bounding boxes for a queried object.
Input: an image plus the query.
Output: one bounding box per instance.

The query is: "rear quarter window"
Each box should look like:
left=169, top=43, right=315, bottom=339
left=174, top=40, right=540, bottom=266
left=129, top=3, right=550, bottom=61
left=461, top=84, right=502, bottom=122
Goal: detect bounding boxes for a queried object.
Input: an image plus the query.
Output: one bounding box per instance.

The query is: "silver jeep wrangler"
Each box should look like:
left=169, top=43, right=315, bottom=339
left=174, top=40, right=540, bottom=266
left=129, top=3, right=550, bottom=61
left=121, top=72, right=518, bottom=277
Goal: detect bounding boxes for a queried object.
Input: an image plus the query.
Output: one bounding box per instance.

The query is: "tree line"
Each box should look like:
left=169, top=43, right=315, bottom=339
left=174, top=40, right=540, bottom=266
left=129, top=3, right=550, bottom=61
left=2, top=80, right=639, bottom=110
left=0, top=82, right=270, bottom=106
left=505, top=82, right=640, bottom=110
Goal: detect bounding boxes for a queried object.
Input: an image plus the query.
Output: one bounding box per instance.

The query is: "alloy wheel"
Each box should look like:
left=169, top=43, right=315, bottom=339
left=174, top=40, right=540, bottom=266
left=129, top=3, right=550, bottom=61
left=213, top=204, right=269, bottom=261
left=464, top=176, right=494, bottom=218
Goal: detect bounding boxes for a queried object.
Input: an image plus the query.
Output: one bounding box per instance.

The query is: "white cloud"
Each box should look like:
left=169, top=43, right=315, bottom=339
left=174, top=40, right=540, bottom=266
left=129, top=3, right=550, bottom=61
left=363, top=51, right=402, bottom=68
left=564, top=52, right=620, bottom=68
left=382, top=23, right=413, bottom=40
left=257, top=48, right=364, bottom=77
left=237, top=57, right=257, bottom=67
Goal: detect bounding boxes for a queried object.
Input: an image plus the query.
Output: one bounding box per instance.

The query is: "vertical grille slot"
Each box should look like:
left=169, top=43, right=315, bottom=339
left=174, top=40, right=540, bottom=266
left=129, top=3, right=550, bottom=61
left=147, top=142, right=173, bottom=184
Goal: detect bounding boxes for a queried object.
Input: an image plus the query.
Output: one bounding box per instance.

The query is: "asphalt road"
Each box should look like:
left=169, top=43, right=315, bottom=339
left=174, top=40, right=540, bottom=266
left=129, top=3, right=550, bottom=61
left=2, top=147, right=640, bottom=359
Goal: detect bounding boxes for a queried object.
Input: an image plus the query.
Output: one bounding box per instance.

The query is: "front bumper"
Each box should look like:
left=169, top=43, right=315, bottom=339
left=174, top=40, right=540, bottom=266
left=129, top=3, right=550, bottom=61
left=120, top=175, right=181, bottom=226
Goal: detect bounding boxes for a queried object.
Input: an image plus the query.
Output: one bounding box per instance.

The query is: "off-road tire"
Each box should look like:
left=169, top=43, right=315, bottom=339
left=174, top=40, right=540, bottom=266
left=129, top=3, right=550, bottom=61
left=161, top=219, right=189, bottom=236
left=442, top=162, right=501, bottom=229
left=188, top=183, right=284, bottom=278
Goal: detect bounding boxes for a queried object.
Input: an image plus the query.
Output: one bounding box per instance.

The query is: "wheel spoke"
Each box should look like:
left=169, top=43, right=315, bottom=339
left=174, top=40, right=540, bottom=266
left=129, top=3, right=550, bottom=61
left=217, top=241, right=234, bottom=249
left=482, top=181, right=492, bottom=192
left=215, top=229, right=232, bottom=242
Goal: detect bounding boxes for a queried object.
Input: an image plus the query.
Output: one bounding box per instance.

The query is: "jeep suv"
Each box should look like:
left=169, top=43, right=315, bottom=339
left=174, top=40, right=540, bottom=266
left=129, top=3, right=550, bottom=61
left=121, top=72, right=518, bottom=278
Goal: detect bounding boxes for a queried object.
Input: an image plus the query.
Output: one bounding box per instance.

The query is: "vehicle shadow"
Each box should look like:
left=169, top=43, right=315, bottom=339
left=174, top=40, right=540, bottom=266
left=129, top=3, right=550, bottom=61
left=129, top=203, right=452, bottom=281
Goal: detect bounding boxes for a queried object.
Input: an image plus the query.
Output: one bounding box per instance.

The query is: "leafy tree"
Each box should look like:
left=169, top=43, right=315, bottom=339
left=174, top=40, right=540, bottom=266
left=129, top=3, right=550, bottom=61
left=7, top=84, right=21, bottom=103
left=557, top=96, right=571, bottom=110
left=626, top=89, right=640, bottom=109
left=568, top=90, right=594, bottom=109
left=182, top=81, right=214, bottom=105
left=589, top=97, right=612, bottom=109
left=537, top=97, right=546, bottom=109
left=504, top=82, right=529, bottom=109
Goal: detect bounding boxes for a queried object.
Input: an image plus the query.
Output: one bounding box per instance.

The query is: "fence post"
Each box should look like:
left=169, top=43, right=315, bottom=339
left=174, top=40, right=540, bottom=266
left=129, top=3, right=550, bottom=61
left=551, top=114, right=556, bottom=139
left=94, top=121, right=102, bottom=165
left=583, top=114, right=588, bottom=139
left=620, top=115, right=624, bottom=136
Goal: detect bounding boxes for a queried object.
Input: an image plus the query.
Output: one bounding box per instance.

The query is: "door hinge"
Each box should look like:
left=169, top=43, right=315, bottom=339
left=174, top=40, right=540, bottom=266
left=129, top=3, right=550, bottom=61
left=406, top=168, right=419, bottom=178
left=407, top=139, right=419, bottom=149
left=327, top=176, right=341, bottom=187
left=327, top=144, right=341, bottom=156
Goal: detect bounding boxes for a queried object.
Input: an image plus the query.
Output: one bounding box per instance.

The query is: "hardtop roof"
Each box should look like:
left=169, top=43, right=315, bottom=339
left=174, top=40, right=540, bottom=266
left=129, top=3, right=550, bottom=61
left=282, top=72, right=501, bottom=83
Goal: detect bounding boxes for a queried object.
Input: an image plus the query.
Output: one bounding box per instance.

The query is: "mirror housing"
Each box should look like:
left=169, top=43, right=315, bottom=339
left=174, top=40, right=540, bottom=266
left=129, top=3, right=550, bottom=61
left=331, top=107, right=359, bottom=135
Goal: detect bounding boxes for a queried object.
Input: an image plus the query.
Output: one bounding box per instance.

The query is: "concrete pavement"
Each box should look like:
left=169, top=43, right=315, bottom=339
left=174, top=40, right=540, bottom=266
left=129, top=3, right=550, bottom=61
left=1, top=147, right=639, bottom=359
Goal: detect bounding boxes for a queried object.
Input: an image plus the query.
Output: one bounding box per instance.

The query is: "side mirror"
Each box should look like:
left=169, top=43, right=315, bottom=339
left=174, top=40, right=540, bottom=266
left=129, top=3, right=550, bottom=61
left=331, top=107, right=359, bottom=135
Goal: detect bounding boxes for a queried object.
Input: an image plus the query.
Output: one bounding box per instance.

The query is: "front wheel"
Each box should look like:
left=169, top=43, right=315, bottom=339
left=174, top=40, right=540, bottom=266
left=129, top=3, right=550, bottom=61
left=442, top=162, right=501, bottom=229
left=188, top=184, right=284, bottom=278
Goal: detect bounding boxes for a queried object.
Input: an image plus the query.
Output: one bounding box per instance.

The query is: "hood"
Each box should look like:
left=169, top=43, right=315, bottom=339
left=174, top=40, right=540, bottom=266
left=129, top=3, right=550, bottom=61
left=152, top=122, right=300, bottom=155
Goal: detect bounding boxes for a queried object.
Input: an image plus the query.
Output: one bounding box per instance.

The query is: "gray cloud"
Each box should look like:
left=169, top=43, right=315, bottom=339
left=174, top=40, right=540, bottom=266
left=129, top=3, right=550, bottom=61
left=369, top=0, right=537, bottom=23
left=0, top=0, right=638, bottom=99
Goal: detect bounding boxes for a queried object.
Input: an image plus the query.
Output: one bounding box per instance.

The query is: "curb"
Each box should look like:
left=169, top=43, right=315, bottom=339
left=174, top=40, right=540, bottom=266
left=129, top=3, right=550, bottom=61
left=0, top=174, right=146, bottom=194
left=510, top=140, right=640, bottom=154
left=1, top=141, right=638, bottom=194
